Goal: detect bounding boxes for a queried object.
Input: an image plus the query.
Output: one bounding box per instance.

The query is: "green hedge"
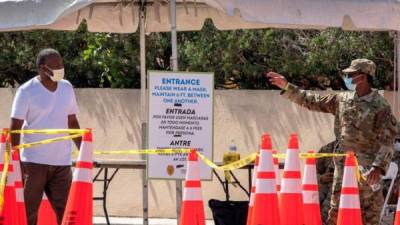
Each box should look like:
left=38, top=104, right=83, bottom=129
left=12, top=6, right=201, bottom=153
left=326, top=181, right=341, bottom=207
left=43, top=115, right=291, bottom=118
left=0, top=20, right=395, bottom=90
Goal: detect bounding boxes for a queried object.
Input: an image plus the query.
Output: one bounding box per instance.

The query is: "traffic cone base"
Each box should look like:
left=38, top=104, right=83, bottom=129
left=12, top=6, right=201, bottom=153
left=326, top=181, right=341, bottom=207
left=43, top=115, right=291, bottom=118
left=180, top=201, right=205, bottom=224
left=61, top=129, right=93, bottom=225
left=11, top=149, right=27, bottom=225
left=38, top=192, right=58, bottom=225
left=337, top=209, right=362, bottom=225
left=302, top=150, right=322, bottom=225
left=337, top=152, right=362, bottom=225
left=280, top=134, right=304, bottom=225
left=246, top=156, right=258, bottom=225
left=63, top=184, right=93, bottom=225
left=252, top=134, right=280, bottom=225
left=38, top=197, right=58, bottom=225
left=179, top=149, right=205, bottom=225
left=15, top=182, right=27, bottom=225
left=0, top=187, right=18, bottom=225
left=253, top=195, right=280, bottom=221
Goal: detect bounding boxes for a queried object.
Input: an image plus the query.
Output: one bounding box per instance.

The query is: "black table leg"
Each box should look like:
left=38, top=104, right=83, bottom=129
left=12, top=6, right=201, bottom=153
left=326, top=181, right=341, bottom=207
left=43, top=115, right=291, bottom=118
left=103, top=168, right=110, bottom=225
left=248, top=167, right=252, bottom=198
left=213, top=170, right=230, bottom=201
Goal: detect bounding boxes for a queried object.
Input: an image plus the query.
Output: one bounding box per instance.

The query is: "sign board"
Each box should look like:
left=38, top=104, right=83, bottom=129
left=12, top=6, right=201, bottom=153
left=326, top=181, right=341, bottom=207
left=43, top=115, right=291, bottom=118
left=147, top=71, right=214, bottom=180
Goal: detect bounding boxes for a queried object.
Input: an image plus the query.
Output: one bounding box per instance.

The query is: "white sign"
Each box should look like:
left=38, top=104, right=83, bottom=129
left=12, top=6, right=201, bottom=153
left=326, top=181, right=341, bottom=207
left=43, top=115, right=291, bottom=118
left=148, top=71, right=214, bottom=180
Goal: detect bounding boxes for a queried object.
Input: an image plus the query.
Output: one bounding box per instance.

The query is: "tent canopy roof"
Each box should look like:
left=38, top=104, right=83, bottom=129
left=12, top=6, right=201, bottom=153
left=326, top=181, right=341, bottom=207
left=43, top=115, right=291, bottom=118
left=1, top=0, right=400, bottom=33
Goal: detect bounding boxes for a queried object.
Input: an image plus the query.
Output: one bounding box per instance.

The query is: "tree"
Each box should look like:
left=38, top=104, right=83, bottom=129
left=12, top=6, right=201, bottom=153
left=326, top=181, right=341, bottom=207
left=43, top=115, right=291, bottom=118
left=0, top=20, right=395, bottom=90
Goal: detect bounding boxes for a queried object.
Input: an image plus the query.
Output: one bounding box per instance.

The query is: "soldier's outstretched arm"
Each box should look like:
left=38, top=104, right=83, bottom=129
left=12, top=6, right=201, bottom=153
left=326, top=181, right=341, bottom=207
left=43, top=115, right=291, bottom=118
left=267, top=72, right=338, bottom=114
left=373, top=106, right=398, bottom=174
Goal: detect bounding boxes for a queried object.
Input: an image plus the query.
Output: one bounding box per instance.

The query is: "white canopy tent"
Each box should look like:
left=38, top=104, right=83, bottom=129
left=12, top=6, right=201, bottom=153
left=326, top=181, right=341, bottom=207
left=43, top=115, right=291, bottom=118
left=1, top=0, right=400, bottom=224
left=2, top=0, right=400, bottom=32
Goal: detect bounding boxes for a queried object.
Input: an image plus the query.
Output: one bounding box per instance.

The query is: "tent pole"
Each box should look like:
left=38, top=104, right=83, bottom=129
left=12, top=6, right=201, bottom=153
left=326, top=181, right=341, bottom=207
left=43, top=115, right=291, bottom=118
left=394, top=31, right=398, bottom=117
left=171, top=0, right=179, bottom=72
left=140, top=5, right=149, bottom=225
left=170, top=0, right=182, bottom=224
left=396, top=31, right=400, bottom=118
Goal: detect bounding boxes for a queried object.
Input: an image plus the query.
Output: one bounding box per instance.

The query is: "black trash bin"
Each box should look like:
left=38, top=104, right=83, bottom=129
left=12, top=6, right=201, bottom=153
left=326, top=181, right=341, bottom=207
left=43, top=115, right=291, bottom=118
left=208, top=199, right=249, bottom=225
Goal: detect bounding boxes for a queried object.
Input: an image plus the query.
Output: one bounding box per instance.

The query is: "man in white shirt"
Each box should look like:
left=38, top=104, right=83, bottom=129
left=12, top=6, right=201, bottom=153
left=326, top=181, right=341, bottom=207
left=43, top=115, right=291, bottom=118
left=10, top=48, right=81, bottom=225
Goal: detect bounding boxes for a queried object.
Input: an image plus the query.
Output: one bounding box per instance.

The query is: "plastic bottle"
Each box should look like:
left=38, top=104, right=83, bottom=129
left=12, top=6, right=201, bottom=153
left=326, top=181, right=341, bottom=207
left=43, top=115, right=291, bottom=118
left=223, top=140, right=241, bottom=184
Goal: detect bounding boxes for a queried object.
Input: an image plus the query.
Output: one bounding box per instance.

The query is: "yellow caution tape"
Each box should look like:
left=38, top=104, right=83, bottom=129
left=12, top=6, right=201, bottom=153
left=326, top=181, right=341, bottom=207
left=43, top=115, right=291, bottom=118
left=197, top=152, right=258, bottom=171
left=10, top=129, right=88, bottom=134
left=15, top=134, right=83, bottom=150
left=9, top=129, right=89, bottom=135
left=272, top=152, right=347, bottom=159
left=300, top=152, right=348, bottom=159
left=0, top=141, right=11, bottom=212
left=354, top=156, right=363, bottom=182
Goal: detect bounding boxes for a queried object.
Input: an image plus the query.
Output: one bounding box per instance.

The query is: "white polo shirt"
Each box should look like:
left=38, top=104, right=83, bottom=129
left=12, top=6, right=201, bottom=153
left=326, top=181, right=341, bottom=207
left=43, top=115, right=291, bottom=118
left=11, top=77, right=79, bottom=166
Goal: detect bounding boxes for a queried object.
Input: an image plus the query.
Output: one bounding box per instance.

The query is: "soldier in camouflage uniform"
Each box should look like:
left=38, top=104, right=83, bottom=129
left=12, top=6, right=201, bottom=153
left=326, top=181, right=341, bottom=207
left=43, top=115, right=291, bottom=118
left=267, top=59, right=398, bottom=225
left=316, top=140, right=337, bottom=224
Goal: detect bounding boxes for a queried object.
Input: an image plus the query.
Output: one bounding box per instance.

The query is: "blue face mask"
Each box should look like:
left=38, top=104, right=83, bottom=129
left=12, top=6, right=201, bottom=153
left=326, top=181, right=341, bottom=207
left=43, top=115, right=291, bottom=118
left=343, top=75, right=356, bottom=91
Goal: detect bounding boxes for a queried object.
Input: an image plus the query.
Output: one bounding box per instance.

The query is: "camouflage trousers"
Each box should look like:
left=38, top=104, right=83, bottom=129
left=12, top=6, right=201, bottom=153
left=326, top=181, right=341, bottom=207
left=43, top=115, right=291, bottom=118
left=326, top=179, right=384, bottom=225
left=321, top=195, right=331, bottom=225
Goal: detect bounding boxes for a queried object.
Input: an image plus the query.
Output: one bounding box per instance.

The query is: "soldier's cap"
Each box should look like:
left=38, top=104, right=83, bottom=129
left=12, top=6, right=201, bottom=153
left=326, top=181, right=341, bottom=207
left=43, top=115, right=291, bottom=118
left=342, top=58, right=376, bottom=77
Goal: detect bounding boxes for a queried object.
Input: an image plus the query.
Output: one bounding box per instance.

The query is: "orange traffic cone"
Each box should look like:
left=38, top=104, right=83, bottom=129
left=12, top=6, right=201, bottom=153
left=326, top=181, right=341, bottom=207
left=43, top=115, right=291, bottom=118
left=337, top=152, right=362, bottom=225
left=179, top=149, right=205, bottom=225
left=246, top=155, right=259, bottom=225
left=11, top=149, right=27, bottom=225
left=0, top=129, right=6, bottom=171
left=252, top=134, right=280, bottom=225
left=302, top=150, right=321, bottom=225
left=61, top=129, right=93, bottom=225
left=394, top=188, right=400, bottom=225
left=38, top=194, right=57, bottom=225
left=272, top=150, right=281, bottom=192
left=279, top=134, right=304, bottom=225
left=0, top=135, right=18, bottom=225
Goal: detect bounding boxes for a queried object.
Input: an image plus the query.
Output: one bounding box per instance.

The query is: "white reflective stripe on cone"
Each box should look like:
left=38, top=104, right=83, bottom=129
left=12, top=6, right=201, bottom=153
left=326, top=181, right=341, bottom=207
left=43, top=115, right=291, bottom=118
left=183, top=187, right=202, bottom=201
left=15, top=188, right=24, bottom=202
left=397, top=197, right=400, bottom=211
left=248, top=166, right=257, bottom=206
left=303, top=165, right=317, bottom=183
left=13, top=162, right=22, bottom=180
left=6, top=172, right=15, bottom=186
left=258, top=150, right=274, bottom=172
left=274, top=165, right=281, bottom=183
left=284, top=149, right=301, bottom=171
left=281, top=179, right=302, bottom=193
left=342, top=166, right=357, bottom=187
left=78, top=142, right=93, bottom=162
left=302, top=190, right=319, bottom=204
left=186, top=161, right=200, bottom=181
left=249, top=194, right=255, bottom=206
left=339, top=194, right=361, bottom=209
left=0, top=143, right=5, bottom=164
left=256, top=179, right=277, bottom=194
left=73, top=168, right=92, bottom=183
left=251, top=166, right=258, bottom=187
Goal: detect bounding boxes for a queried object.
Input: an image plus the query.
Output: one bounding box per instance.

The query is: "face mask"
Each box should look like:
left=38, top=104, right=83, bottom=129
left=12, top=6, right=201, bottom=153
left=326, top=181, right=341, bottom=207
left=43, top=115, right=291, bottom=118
left=343, top=75, right=356, bottom=91
left=45, top=65, right=64, bottom=82
left=395, top=142, right=400, bottom=151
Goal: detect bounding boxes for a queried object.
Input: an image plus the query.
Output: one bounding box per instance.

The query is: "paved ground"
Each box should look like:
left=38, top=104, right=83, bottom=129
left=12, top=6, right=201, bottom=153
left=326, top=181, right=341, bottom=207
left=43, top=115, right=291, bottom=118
left=93, top=217, right=215, bottom=225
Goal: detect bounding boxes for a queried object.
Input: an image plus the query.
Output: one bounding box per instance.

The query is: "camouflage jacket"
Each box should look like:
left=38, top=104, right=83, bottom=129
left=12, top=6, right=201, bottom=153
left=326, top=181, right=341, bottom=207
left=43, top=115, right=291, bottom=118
left=317, top=140, right=336, bottom=201
left=283, top=83, right=398, bottom=173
